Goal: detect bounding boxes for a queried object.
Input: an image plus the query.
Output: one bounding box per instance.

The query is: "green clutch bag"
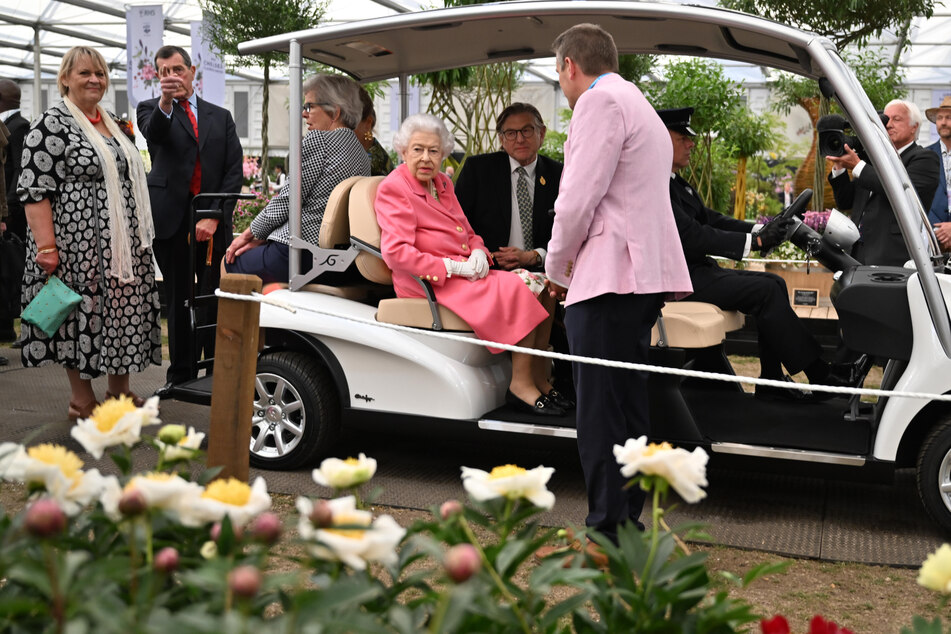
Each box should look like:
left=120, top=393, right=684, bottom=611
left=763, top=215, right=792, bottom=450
left=21, top=275, right=82, bottom=338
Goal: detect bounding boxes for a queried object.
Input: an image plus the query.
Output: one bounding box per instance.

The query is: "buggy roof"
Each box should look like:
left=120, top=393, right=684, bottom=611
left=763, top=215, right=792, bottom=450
left=237, top=0, right=825, bottom=82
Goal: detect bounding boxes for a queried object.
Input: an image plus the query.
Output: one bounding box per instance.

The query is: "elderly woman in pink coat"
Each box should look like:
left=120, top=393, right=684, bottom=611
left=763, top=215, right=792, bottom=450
left=375, top=113, right=569, bottom=417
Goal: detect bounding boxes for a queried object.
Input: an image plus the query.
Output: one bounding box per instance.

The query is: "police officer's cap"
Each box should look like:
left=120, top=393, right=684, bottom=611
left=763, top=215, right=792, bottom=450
left=656, top=107, right=697, bottom=137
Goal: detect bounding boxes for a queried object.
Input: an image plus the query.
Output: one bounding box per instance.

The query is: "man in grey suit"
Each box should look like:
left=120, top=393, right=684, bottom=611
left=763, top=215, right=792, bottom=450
left=137, top=45, right=243, bottom=396
left=828, top=99, right=940, bottom=267
left=454, top=103, right=562, bottom=272
left=925, top=96, right=951, bottom=249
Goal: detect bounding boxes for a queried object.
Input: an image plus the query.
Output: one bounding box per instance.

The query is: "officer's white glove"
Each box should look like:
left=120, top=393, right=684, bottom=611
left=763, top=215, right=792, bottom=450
left=468, top=249, right=489, bottom=279
left=444, top=258, right=477, bottom=279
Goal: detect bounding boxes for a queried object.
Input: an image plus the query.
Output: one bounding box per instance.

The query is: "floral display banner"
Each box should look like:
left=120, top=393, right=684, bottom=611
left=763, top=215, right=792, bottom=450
left=191, top=20, right=226, bottom=107
left=125, top=5, right=164, bottom=110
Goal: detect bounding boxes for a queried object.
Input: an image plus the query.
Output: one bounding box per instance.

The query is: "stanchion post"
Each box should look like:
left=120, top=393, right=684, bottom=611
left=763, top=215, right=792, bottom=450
left=207, top=273, right=262, bottom=481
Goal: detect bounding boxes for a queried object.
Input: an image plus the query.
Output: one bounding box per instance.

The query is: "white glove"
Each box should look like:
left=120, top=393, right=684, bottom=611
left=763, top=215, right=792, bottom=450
left=444, top=257, right=477, bottom=279
left=468, top=249, right=489, bottom=279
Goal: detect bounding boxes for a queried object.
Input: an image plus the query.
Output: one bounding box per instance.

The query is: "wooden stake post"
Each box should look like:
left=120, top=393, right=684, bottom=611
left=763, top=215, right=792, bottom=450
left=207, top=274, right=262, bottom=481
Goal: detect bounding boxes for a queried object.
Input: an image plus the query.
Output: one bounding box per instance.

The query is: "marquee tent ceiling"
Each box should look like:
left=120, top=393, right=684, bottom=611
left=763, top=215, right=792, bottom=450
left=1, top=0, right=949, bottom=86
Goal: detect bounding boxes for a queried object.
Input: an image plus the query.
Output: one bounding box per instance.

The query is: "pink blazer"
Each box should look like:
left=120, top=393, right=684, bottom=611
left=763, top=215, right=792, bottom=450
left=546, top=73, right=692, bottom=305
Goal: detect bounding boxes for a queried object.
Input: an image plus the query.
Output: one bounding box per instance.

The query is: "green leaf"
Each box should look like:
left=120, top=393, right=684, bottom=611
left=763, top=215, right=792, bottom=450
left=900, top=615, right=945, bottom=634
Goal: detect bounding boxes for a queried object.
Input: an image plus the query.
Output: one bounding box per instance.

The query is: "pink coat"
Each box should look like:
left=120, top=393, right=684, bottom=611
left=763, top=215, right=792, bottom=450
left=546, top=73, right=692, bottom=305
left=376, top=164, right=549, bottom=352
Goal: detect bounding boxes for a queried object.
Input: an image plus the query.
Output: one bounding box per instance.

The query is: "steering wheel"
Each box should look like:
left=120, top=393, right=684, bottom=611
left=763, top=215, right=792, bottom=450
left=759, top=188, right=813, bottom=257
left=777, top=188, right=813, bottom=223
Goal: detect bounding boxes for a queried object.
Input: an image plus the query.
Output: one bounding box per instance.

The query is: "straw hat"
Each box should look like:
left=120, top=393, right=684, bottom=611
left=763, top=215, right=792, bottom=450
left=925, top=96, right=951, bottom=123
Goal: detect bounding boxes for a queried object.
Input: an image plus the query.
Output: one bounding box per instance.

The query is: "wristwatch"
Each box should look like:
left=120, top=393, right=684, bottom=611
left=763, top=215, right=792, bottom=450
left=532, top=251, right=542, bottom=267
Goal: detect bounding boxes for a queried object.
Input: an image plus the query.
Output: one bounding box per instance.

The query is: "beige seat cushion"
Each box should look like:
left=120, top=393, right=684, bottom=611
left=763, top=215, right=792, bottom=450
left=663, top=301, right=745, bottom=332
left=319, top=175, right=365, bottom=249
left=651, top=304, right=727, bottom=348
left=348, top=176, right=391, bottom=285
left=376, top=298, right=473, bottom=331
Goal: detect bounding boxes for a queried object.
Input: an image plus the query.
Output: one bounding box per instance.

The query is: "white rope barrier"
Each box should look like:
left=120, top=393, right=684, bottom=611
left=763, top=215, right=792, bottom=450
left=215, top=288, right=951, bottom=403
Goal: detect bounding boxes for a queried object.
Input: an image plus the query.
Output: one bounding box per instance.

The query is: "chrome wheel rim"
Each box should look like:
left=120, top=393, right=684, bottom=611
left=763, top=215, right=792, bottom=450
left=938, top=446, right=951, bottom=513
left=250, top=372, right=306, bottom=460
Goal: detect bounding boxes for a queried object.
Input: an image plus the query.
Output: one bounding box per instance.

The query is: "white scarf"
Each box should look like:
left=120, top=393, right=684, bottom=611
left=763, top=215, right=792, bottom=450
left=62, top=95, right=155, bottom=283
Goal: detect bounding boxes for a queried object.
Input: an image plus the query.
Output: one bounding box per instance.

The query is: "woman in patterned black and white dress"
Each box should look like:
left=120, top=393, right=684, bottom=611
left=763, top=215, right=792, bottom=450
left=18, top=46, right=161, bottom=420
left=224, top=74, right=370, bottom=284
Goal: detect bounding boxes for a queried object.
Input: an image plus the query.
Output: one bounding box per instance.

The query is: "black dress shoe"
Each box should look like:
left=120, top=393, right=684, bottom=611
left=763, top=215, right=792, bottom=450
left=544, top=388, right=575, bottom=410
left=0, top=356, right=8, bottom=366
left=755, top=375, right=816, bottom=402
left=154, top=381, right=177, bottom=399
left=10, top=339, right=23, bottom=349
left=505, top=390, right=566, bottom=417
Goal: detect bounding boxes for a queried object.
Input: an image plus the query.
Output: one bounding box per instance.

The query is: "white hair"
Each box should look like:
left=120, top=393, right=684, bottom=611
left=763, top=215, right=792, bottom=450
left=392, top=113, right=454, bottom=156
left=886, top=99, right=924, bottom=132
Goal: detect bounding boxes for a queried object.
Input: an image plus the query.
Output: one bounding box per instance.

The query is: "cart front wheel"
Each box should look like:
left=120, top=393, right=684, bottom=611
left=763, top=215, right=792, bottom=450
left=916, top=421, right=951, bottom=532
left=249, top=351, right=340, bottom=470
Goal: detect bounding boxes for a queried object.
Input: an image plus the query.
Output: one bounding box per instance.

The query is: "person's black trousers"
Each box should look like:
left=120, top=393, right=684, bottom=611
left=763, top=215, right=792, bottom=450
left=687, top=266, right=820, bottom=377
left=152, top=220, right=223, bottom=384
left=565, top=291, right=664, bottom=543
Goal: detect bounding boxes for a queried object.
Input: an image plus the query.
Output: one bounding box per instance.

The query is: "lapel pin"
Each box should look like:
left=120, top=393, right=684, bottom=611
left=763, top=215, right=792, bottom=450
left=539, top=176, right=546, bottom=186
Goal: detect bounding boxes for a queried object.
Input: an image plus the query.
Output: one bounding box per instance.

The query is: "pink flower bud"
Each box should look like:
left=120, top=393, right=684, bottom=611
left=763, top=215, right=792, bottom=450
left=25, top=499, right=66, bottom=538
left=439, top=499, right=463, bottom=520
left=228, top=565, right=262, bottom=599
left=251, top=512, right=282, bottom=545
left=118, top=489, right=147, bottom=517
left=154, top=547, right=180, bottom=573
left=211, top=521, right=243, bottom=542
left=309, top=500, right=333, bottom=528
left=444, top=544, right=481, bottom=583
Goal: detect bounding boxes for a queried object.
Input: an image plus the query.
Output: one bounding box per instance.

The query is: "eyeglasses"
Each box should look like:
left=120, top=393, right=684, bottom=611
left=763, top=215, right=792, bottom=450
left=158, top=65, right=189, bottom=78
left=303, top=102, right=332, bottom=113
left=407, top=146, right=443, bottom=158
left=500, top=125, right=537, bottom=141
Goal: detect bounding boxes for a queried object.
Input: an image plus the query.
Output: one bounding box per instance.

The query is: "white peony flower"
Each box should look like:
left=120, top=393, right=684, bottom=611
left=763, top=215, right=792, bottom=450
left=100, top=472, right=204, bottom=521
left=613, top=436, right=709, bottom=504
left=0, top=443, right=107, bottom=515
left=70, top=395, right=161, bottom=459
left=156, top=426, right=205, bottom=462
left=460, top=464, right=555, bottom=509
left=177, top=476, right=271, bottom=527
left=296, top=495, right=405, bottom=570
left=312, top=453, right=377, bottom=489
left=919, top=544, right=951, bottom=593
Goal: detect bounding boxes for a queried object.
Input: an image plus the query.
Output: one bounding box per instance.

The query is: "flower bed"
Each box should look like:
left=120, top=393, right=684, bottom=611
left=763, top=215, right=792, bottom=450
left=0, top=397, right=946, bottom=631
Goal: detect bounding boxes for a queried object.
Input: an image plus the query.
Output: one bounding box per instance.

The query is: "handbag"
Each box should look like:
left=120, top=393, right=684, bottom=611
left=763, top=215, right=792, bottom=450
left=20, top=275, right=82, bottom=337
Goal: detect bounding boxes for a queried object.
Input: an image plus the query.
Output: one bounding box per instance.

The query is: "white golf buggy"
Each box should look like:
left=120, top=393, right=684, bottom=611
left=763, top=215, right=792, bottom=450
left=203, top=2, right=951, bottom=531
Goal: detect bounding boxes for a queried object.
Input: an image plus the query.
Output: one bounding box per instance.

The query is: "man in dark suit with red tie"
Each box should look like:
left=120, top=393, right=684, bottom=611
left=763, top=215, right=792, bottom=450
left=137, top=45, right=243, bottom=397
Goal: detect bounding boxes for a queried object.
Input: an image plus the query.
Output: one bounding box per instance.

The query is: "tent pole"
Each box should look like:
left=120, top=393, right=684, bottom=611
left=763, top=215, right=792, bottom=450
left=33, top=27, right=42, bottom=119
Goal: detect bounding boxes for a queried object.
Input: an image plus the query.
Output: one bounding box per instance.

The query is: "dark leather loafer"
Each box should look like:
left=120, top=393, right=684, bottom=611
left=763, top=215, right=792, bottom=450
left=544, top=388, right=575, bottom=410
left=505, top=389, right=566, bottom=417
left=153, top=381, right=177, bottom=399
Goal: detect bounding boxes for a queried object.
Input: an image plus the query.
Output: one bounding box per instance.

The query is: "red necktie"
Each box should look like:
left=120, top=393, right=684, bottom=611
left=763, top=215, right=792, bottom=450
left=181, top=100, right=201, bottom=196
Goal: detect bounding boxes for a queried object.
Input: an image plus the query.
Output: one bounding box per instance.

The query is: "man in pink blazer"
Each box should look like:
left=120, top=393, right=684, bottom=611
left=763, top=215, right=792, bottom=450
left=546, top=24, right=692, bottom=544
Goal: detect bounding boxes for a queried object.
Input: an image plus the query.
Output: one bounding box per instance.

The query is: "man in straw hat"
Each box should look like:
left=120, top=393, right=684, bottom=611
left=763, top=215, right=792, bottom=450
left=925, top=95, right=951, bottom=249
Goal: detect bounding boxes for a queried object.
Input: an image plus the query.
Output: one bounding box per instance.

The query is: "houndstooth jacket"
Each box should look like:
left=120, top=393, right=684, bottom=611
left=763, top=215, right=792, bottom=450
left=250, top=127, right=370, bottom=244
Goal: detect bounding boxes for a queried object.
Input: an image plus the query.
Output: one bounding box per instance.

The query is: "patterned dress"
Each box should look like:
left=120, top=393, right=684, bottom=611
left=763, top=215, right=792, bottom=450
left=17, top=101, right=162, bottom=379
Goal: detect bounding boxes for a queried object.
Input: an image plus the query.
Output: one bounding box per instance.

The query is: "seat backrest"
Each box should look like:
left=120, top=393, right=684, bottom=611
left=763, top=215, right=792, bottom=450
left=318, top=175, right=365, bottom=249
left=348, top=176, right=392, bottom=285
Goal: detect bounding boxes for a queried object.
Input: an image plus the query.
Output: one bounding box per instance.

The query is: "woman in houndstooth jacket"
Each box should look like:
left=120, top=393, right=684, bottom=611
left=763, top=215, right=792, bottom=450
left=224, top=74, right=370, bottom=284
